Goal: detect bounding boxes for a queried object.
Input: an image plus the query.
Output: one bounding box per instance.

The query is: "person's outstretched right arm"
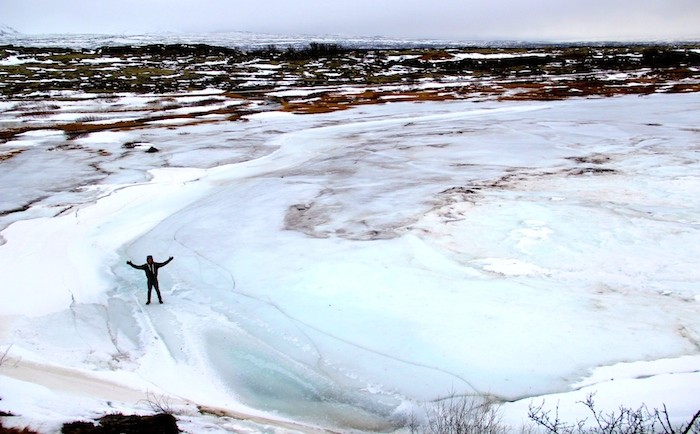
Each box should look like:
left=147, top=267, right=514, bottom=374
left=126, top=260, right=145, bottom=269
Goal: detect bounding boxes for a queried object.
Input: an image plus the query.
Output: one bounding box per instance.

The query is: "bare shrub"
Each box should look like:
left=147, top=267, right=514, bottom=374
left=528, top=393, right=700, bottom=434
left=423, top=393, right=509, bottom=434
left=143, top=391, right=174, bottom=415
left=413, top=391, right=700, bottom=434
left=0, top=345, right=11, bottom=366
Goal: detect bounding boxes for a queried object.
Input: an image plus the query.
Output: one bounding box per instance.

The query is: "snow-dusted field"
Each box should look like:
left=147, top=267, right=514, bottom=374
left=0, top=31, right=506, bottom=50
left=1, top=91, right=699, bottom=432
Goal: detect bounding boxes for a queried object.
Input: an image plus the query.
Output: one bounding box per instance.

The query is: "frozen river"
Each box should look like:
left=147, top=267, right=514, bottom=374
left=1, top=93, right=699, bottom=432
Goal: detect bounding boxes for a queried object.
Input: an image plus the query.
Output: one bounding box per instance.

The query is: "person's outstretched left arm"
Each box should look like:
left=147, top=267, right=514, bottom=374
left=157, top=256, right=174, bottom=267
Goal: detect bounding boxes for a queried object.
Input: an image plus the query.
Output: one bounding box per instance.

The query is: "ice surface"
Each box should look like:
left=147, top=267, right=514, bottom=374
left=1, top=93, right=700, bottom=431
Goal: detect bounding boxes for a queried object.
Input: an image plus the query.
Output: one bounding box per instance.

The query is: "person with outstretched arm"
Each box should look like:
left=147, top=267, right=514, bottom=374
left=126, top=255, right=174, bottom=305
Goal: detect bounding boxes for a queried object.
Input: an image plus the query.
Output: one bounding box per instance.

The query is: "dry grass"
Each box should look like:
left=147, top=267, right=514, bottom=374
left=0, top=103, right=250, bottom=144
left=59, top=104, right=250, bottom=138
left=280, top=89, right=459, bottom=114
left=420, top=50, right=454, bottom=61
left=0, top=149, right=24, bottom=162
left=0, top=128, right=32, bottom=143
left=498, top=79, right=663, bottom=101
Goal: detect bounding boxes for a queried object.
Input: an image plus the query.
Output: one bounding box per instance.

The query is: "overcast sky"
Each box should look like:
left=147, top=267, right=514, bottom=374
left=2, top=0, right=699, bottom=42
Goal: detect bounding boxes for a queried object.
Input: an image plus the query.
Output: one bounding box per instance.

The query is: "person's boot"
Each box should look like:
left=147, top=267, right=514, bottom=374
left=146, top=301, right=151, bottom=305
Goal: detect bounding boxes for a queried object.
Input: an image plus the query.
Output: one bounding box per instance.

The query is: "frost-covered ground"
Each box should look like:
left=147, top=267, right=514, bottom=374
left=1, top=91, right=700, bottom=433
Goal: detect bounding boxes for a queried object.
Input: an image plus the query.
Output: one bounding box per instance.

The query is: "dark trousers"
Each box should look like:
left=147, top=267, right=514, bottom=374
left=147, top=279, right=163, bottom=303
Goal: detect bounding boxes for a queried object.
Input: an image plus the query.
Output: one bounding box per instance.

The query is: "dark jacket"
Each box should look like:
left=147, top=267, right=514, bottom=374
left=127, top=257, right=173, bottom=283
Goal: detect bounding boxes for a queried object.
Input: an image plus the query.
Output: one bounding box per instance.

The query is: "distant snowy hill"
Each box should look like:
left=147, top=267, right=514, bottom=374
left=0, top=25, right=19, bottom=35
left=0, top=30, right=540, bottom=50
left=0, top=28, right=695, bottom=51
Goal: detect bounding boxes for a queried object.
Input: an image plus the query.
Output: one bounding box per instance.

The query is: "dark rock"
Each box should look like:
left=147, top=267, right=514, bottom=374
left=61, top=421, right=97, bottom=434
left=61, top=413, right=179, bottom=434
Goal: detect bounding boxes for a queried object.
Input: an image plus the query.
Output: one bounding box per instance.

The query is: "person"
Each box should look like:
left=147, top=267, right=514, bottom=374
left=126, top=255, right=174, bottom=305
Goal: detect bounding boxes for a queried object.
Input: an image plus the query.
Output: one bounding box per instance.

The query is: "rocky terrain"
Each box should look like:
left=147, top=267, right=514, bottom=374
left=1, top=42, right=698, bottom=147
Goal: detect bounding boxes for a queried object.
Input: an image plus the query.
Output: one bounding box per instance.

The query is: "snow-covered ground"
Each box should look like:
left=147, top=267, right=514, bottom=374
left=1, top=92, right=699, bottom=432
left=0, top=31, right=514, bottom=50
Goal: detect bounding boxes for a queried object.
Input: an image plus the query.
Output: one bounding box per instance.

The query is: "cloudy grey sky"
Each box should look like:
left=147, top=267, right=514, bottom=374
left=2, top=0, right=699, bottom=41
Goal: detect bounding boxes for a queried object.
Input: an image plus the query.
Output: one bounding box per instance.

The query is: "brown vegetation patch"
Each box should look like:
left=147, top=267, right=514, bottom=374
left=383, top=90, right=457, bottom=103
left=280, top=90, right=458, bottom=114
left=496, top=75, right=693, bottom=100
left=0, top=128, right=31, bottom=143
left=61, top=120, right=146, bottom=140
left=0, top=149, right=24, bottom=162
left=666, top=82, right=700, bottom=93
left=59, top=105, right=248, bottom=139
left=280, top=94, right=357, bottom=114
left=1, top=102, right=252, bottom=144
left=420, top=50, right=453, bottom=61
